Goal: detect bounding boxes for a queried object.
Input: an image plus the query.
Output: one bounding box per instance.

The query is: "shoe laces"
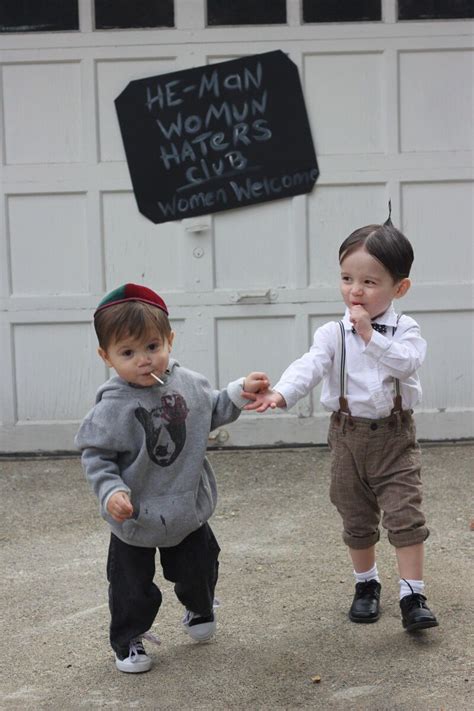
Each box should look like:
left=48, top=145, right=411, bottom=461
left=183, top=598, right=219, bottom=625
left=142, top=631, right=161, bottom=645
left=182, top=610, right=194, bottom=625
left=356, top=579, right=380, bottom=597
left=128, top=639, right=145, bottom=661
left=401, top=592, right=427, bottom=611
left=129, top=631, right=161, bottom=659
left=400, top=579, right=427, bottom=609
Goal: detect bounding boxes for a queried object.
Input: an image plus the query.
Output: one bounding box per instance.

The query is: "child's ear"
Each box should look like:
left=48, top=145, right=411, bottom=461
left=168, top=331, right=175, bottom=350
left=98, top=347, right=112, bottom=367
left=394, top=278, right=411, bottom=299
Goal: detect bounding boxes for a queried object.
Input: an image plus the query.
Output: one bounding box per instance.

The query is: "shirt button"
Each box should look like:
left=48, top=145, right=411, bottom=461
left=370, top=423, right=378, bottom=430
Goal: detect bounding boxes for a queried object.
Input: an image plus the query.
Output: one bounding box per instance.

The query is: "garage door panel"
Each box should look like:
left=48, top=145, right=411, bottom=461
left=304, top=52, right=385, bottom=156
left=8, top=193, right=89, bottom=296
left=402, top=181, right=474, bottom=284
left=416, top=310, right=474, bottom=411
left=216, top=316, right=295, bottom=390
left=13, top=322, right=103, bottom=422
left=102, top=190, right=184, bottom=290
left=213, top=200, right=292, bottom=289
left=2, top=61, right=83, bottom=165
left=399, top=50, right=474, bottom=153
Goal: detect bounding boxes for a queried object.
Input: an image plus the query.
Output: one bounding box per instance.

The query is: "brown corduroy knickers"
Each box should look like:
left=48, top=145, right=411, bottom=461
left=328, top=410, right=429, bottom=549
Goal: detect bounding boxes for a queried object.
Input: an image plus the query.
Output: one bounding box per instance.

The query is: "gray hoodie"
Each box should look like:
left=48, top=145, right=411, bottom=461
left=75, top=359, right=248, bottom=547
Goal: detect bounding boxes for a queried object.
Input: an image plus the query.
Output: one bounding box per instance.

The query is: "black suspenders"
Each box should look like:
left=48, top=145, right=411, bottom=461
left=338, top=320, right=350, bottom=415
left=338, top=317, right=402, bottom=417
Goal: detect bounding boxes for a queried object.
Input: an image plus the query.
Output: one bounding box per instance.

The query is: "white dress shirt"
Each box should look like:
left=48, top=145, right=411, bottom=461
left=274, top=304, right=426, bottom=419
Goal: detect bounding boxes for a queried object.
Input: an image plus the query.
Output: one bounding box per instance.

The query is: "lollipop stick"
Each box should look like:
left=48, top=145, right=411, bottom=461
left=150, top=372, right=164, bottom=385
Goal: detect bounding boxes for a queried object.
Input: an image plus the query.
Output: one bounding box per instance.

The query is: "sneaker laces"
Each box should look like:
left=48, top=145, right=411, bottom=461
left=142, top=631, right=161, bottom=645
left=128, top=639, right=145, bottom=661
left=182, top=609, right=194, bottom=625
left=128, top=631, right=161, bottom=659
left=183, top=598, right=220, bottom=625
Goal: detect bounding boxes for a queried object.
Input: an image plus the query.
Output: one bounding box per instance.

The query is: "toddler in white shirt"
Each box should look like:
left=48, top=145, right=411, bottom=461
left=245, top=214, right=438, bottom=632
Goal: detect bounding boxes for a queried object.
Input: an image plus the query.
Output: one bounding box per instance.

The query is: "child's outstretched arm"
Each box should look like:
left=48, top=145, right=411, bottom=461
left=242, top=322, right=335, bottom=413
left=208, top=371, right=270, bottom=430
left=243, top=388, right=286, bottom=413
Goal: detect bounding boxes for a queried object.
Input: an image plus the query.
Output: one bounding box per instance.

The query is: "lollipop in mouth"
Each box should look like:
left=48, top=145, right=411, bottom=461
left=150, top=372, right=164, bottom=385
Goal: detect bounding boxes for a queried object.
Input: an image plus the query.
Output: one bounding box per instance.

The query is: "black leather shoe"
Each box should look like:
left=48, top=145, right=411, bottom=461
left=349, top=580, right=381, bottom=623
left=400, top=593, right=439, bottom=632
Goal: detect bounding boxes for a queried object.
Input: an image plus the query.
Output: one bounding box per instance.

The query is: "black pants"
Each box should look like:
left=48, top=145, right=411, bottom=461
left=106, top=523, right=220, bottom=657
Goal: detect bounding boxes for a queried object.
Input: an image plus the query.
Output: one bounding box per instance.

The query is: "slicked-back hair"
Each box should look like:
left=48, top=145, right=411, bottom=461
left=339, top=223, right=414, bottom=281
left=94, top=301, right=172, bottom=351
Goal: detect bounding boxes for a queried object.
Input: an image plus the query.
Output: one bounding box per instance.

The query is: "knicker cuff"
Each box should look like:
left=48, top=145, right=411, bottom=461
left=388, top=526, right=429, bottom=548
left=342, top=529, right=380, bottom=549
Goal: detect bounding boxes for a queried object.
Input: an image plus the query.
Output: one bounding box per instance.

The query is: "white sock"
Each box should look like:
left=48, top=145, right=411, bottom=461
left=400, top=578, right=425, bottom=600
left=354, top=563, right=380, bottom=584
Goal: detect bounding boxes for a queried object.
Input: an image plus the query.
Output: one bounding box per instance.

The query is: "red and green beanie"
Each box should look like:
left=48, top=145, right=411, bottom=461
left=94, top=283, right=168, bottom=318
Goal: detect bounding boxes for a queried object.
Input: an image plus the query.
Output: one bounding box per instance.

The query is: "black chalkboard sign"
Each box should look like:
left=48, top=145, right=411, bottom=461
left=115, top=50, right=319, bottom=224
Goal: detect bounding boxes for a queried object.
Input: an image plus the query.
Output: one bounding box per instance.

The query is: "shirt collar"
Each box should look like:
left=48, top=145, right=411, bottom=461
left=341, top=303, right=399, bottom=331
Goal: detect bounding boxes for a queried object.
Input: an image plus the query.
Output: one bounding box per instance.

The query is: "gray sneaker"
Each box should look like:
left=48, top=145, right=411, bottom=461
left=115, top=637, right=152, bottom=673
left=182, top=610, right=216, bottom=642
left=114, top=632, right=160, bottom=673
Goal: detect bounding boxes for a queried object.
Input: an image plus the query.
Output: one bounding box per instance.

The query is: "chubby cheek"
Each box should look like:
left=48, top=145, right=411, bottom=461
left=340, top=286, right=350, bottom=302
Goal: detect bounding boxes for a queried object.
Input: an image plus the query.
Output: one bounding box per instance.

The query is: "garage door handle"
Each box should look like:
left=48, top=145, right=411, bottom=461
left=230, top=289, right=277, bottom=304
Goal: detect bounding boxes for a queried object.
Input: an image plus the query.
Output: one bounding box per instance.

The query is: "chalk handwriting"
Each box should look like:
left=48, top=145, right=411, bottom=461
left=146, top=63, right=263, bottom=112
left=115, top=51, right=319, bottom=222
left=144, top=58, right=272, bottom=199
left=155, top=93, right=268, bottom=140
left=158, top=120, right=271, bottom=169
left=157, top=168, right=319, bottom=219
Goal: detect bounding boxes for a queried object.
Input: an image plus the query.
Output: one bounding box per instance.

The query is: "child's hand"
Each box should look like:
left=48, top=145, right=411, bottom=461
left=349, top=305, right=373, bottom=343
left=242, top=372, right=270, bottom=393
left=243, top=389, right=286, bottom=413
left=107, top=491, right=134, bottom=523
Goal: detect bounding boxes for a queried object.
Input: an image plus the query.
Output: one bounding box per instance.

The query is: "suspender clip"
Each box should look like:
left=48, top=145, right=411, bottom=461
left=338, top=396, right=351, bottom=416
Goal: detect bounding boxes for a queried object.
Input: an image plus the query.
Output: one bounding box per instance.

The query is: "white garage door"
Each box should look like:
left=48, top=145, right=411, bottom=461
left=0, top=1, right=473, bottom=452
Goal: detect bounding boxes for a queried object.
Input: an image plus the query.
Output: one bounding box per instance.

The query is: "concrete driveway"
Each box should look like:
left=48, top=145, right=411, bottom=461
left=1, top=443, right=472, bottom=710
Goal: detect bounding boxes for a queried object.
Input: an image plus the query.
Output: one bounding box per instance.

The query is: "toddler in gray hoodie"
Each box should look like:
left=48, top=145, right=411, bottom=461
left=75, top=283, right=268, bottom=673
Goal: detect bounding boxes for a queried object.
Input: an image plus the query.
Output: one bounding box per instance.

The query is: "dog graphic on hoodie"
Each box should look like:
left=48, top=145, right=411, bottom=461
left=135, top=392, right=189, bottom=467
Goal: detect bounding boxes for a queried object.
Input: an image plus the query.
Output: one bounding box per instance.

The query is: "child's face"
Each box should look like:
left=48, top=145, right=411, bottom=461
left=340, top=245, right=410, bottom=319
left=98, top=329, right=174, bottom=387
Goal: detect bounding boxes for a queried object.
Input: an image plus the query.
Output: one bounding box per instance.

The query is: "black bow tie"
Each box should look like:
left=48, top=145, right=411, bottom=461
left=352, top=323, right=387, bottom=334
